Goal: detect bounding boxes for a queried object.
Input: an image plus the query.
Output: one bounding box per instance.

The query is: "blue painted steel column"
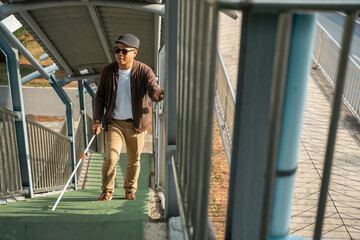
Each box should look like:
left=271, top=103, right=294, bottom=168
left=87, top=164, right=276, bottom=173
left=269, top=14, right=316, bottom=240
left=78, top=80, right=88, bottom=150
left=84, top=80, right=95, bottom=111
left=83, top=81, right=98, bottom=152
left=0, top=33, right=34, bottom=198
left=48, top=75, right=78, bottom=189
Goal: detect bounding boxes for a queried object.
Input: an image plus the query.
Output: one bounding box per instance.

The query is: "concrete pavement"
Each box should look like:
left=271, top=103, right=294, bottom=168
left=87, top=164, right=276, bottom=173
left=290, top=65, right=360, bottom=239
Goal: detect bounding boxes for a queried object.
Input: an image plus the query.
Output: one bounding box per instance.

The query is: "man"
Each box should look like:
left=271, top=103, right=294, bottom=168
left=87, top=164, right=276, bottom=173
left=92, top=34, right=164, bottom=201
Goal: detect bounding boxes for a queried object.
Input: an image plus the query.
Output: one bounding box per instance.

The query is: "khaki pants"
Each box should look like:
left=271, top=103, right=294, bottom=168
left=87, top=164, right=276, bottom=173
left=102, top=119, right=144, bottom=193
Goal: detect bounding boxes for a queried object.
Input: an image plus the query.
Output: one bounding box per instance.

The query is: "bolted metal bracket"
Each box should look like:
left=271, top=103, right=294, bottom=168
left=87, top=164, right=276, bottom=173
left=13, top=111, right=22, bottom=120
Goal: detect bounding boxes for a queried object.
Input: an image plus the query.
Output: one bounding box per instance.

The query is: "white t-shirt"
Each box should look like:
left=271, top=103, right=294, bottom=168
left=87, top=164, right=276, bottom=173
left=113, top=68, right=133, bottom=120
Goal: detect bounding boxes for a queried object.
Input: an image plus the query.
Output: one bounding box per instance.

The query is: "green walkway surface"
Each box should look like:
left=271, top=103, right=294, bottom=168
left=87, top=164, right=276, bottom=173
left=0, top=153, right=151, bottom=240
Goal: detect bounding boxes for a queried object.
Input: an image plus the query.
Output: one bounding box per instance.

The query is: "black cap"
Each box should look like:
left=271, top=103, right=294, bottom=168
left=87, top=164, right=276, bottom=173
left=115, top=34, right=140, bottom=49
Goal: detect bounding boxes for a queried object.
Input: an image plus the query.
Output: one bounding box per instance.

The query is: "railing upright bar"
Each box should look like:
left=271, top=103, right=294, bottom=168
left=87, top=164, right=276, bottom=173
left=352, top=66, right=359, bottom=106
left=179, top=0, right=187, bottom=207
left=183, top=0, right=192, bottom=222
left=41, top=127, right=48, bottom=189
left=12, top=117, right=19, bottom=191
left=177, top=0, right=186, bottom=200
left=314, top=12, right=356, bottom=240
left=3, top=115, right=11, bottom=192
left=10, top=116, right=20, bottom=191
left=47, top=130, right=54, bottom=188
left=37, top=126, right=44, bottom=189
left=214, top=99, right=231, bottom=162
left=27, top=123, right=34, bottom=189
left=34, top=125, right=41, bottom=189
left=171, top=155, right=190, bottom=240
left=343, top=62, right=352, bottom=101
left=44, top=129, right=50, bottom=189
left=195, top=2, right=218, bottom=239
left=189, top=0, right=199, bottom=229
left=350, top=64, right=357, bottom=106
left=7, top=116, right=15, bottom=191
left=48, top=133, right=53, bottom=187
left=0, top=121, right=5, bottom=193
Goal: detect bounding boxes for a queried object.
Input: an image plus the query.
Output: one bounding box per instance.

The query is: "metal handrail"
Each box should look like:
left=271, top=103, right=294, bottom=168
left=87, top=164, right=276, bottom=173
left=26, top=119, right=70, bottom=141
left=0, top=106, right=20, bottom=119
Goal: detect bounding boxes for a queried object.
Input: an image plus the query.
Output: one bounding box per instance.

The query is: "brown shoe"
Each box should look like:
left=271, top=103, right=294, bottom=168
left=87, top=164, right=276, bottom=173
left=125, top=191, right=136, bottom=200
left=98, top=192, right=113, bottom=201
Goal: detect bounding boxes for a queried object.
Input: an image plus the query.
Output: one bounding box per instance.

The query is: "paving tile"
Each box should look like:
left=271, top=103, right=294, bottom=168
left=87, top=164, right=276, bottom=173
left=347, top=226, right=360, bottom=239
left=322, top=213, right=347, bottom=234
left=330, top=190, right=360, bottom=204
left=290, top=223, right=315, bottom=238
left=322, top=225, right=351, bottom=239
left=291, top=195, right=321, bottom=214
left=290, top=217, right=315, bottom=235
left=336, top=205, right=360, bottom=220
left=340, top=213, right=360, bottom=230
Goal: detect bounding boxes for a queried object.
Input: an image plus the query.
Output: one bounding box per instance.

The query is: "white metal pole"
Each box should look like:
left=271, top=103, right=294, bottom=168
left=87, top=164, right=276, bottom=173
left=52, top=134, right=97, bottom=211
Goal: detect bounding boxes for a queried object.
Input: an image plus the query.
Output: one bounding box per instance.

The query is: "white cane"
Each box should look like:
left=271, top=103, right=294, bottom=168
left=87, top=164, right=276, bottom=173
left=52, top=134, right=97, bottom=211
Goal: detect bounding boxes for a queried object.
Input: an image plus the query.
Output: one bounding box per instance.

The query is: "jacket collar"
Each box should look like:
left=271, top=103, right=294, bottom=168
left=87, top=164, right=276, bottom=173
left=112, top=60, right=139, bottom=76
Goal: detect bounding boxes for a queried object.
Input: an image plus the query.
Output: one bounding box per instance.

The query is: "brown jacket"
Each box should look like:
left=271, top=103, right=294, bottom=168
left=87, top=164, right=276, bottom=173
left=93, top=60, right=161, bottom=133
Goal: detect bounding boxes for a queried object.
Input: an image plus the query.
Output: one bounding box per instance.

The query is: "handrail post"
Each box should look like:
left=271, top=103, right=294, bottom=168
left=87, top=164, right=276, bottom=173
left=0, top=32, right=34, bottom=198
left=48, top=75, right=77, bottom=189
left=164, top=0, right=179, bottom=219
left=78, top=79, right=88, bottom=151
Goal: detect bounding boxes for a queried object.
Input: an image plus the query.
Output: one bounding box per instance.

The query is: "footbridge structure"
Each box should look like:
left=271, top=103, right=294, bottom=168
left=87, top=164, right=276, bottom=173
left=1, top=0, right=360, bottom=239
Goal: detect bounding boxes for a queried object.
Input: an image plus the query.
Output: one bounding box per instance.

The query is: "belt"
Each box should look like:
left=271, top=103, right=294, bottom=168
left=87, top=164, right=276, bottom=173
left=123, top=118, right=133, bottom=122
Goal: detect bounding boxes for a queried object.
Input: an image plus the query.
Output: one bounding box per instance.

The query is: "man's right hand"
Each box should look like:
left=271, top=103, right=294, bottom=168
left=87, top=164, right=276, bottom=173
left=92, top=123, right=102, bottom=135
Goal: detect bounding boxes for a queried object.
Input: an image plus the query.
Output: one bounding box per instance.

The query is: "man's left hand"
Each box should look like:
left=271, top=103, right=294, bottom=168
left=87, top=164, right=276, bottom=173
left=154, top=89, right=165, bottom=101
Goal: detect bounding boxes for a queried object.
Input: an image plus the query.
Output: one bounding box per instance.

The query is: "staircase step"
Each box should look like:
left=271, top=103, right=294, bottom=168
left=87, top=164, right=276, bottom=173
left=0, top=153, right=150, bottom=240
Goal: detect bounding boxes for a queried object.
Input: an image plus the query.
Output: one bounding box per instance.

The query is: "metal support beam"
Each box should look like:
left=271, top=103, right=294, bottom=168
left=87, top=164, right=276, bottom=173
left=40, top=53, right=49, bottom=62
left=0, top=1, right=165, bottom=21
left=59, top=73, right=100, bottom=87
left=225, top=11, right=280, bottom=240
left=19, top=11, right=74, bottom=74
left=83, top=80, right=97, bottom=152
left=214, top=0, right=360, bottom=11
left=78, top=80, right=88, bottom=152
left=154, top=14, right=161, bottom=76
left=22, top=63, right=59, bottom=84
left=0, top=22, right=50, bottom=79
left=0, top=33, right=34, bottom=198
left=84, top=80, right=95, bottom=111
left=164, top=0, right=178, bottom=219
left=87, top=5, right=113, bottom=64
left=48, top=75, right=77, bottom=189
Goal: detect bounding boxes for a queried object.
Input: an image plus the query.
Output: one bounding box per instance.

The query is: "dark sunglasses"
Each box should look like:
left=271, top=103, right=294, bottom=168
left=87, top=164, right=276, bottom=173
left=114, top=47, right=136, bottom=55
